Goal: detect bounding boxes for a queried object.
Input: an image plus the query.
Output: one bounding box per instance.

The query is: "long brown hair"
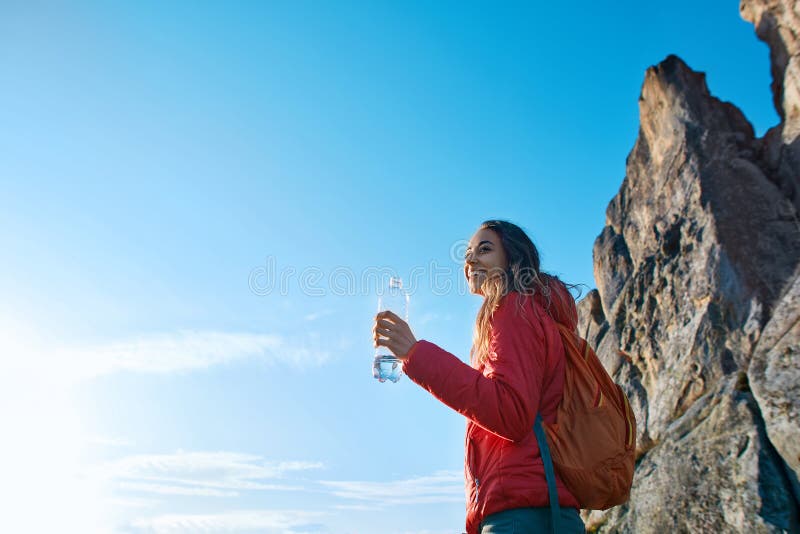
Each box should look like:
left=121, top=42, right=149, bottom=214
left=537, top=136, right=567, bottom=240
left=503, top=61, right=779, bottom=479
left=470, top=220, right=578, bottom=365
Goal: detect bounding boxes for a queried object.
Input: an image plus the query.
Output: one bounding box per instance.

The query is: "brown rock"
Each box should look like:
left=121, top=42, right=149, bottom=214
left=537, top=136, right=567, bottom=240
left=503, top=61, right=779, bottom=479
left=577, top=0, right=800, bottom=529
left=749, top=268, right=800, bottom=481
left=740, top=0, right=800, bottom=212
left=583, top=378, right=797, bottom=533
left=740, top=0, right=800, bottom=136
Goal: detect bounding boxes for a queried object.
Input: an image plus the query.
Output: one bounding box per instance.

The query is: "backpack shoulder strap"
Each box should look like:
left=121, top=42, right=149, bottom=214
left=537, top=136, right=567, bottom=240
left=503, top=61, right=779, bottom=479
left=534, top=413, right=562, bottom=534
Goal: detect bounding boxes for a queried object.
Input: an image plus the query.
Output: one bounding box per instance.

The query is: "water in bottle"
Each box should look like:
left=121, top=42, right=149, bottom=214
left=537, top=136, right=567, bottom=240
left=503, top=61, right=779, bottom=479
left=373, top=276, right=408, bottom=383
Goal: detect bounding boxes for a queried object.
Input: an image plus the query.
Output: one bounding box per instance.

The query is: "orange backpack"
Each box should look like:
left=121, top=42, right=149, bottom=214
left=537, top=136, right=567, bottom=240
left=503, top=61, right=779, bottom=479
left=535, top=323, right=637, bottom=511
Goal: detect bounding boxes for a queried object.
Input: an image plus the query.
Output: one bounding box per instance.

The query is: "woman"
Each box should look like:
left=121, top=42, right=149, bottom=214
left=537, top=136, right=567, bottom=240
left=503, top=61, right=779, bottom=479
left=373, top=220, right=585, bottom=534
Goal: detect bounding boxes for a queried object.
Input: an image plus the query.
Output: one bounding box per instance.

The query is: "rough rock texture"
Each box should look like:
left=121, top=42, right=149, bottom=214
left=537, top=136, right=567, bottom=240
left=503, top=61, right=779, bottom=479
left=749, top=270, right=800, bottom=498
left=741, top=0, right=800, bottom=212
left=576, top=1, right=800, bottom=531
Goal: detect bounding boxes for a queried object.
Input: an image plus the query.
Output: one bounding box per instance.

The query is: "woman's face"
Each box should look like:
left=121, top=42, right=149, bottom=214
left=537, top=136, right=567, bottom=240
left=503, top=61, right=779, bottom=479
left=464, top=228, right=509, bottom=295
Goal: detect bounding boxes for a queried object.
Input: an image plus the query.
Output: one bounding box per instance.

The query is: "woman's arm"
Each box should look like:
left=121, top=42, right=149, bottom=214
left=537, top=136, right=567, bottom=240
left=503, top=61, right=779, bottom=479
left=402, top=295, right=547, bottom=442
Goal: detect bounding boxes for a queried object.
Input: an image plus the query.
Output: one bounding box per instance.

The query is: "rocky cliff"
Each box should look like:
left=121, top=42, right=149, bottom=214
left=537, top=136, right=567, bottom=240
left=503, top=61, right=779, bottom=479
left=576, top=0, right=800, bottom=531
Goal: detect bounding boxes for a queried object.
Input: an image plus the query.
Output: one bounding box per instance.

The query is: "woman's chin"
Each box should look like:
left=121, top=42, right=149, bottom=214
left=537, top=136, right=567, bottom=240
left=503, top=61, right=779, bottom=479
left=467, top=282, right=484, bottom=295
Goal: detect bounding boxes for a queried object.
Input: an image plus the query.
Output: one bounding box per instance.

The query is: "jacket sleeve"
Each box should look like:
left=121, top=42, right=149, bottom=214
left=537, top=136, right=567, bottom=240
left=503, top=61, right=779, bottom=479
left=402, top=294, right=547, bottom=442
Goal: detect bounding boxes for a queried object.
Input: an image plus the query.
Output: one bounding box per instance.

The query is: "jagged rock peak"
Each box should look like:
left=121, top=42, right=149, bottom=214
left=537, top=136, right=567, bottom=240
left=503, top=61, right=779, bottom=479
left=637, top=54, right=755, bottom=158
left=598, top=53, right=792, bottom=317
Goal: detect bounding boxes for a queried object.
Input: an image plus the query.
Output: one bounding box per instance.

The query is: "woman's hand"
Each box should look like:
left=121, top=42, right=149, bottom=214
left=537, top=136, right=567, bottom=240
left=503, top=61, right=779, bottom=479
left=373, top=310, right=417, bottom=360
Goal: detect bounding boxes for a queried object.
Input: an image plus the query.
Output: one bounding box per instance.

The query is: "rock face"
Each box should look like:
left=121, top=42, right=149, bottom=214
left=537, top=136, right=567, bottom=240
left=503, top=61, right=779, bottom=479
left=577, top=1, right=800, bottom=531
left=741, top=0, right=800, bottom=215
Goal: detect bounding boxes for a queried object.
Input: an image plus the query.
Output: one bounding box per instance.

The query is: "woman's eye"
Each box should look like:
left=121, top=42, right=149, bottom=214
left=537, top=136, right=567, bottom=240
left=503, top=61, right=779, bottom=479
left=464, top=246, right=490, bottom=259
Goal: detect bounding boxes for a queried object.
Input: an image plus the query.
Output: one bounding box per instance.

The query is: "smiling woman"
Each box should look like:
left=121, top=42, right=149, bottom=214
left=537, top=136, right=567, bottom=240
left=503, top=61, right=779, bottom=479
left=464, top=229, right=509, bottom=296
left=374, top=220, right=584, bottom=534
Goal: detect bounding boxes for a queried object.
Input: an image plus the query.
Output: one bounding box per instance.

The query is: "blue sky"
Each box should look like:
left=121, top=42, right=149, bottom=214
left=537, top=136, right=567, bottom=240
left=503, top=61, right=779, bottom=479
left=0, top=2, right=778, bottom=533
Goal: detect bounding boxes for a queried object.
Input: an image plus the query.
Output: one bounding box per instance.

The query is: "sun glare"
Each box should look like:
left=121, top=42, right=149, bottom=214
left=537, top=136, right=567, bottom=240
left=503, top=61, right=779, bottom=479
left=0, top=324, right=110, bottom=532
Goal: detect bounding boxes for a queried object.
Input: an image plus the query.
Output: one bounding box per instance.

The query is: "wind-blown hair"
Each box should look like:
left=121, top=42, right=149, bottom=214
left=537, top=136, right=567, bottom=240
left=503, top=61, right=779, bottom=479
left=470, top=219, right=579, bottom=365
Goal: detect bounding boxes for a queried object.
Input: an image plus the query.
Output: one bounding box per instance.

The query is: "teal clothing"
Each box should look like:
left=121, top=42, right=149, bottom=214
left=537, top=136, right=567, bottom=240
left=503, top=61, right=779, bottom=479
left=479, top=507, right=585, bottom=534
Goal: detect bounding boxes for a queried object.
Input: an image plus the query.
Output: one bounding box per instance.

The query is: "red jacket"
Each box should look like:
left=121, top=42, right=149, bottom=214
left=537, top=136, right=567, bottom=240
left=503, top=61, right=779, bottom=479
left=403, top=290, right=579, bottom=534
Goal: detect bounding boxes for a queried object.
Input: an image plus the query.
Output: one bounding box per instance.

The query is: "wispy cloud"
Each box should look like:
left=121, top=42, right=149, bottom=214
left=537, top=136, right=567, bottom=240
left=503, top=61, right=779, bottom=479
left=118, top=482, right=241, bottom=497
left=104, top=461, right=462, bottom=532
left=102, top=451, right=323, bottom=498
left=130, top=509, right=327, bottom=533
left=6, top=329, right=332, bottom=383
left=330, top=504, right=373, bottom=511
left=320, top=470, right=463, bottom=506
left=68, top=330, right=332, bottom=378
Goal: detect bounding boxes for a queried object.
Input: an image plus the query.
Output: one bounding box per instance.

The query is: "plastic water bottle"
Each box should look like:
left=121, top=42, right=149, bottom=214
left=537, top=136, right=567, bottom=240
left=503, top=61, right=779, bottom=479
left=373, top=276, right=409, bottom=383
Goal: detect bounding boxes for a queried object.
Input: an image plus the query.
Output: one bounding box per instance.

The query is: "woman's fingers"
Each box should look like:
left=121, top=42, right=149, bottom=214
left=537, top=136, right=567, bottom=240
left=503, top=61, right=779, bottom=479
left=374, top=315, right=409, bottom=333
left=375, top=310, right=404, bottom=323
left=373, top=317, right=395, bottom=332
left=372, top=311, right=416, bottom=359
left=373, top=319, right=404, bottom=339
left=373, top=319, right=396, bottom=347
left=373, top=319, right=393, bottom=334
left=374, top=331, right=413, bottom=352
left=376, top=318, right=400, bottom=331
